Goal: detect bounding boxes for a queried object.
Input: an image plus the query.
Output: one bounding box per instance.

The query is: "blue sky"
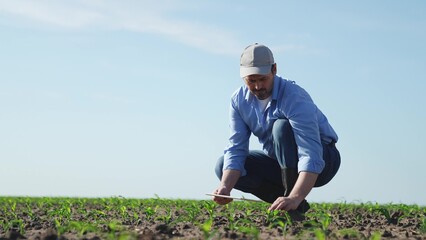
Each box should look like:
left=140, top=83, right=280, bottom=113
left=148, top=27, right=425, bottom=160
left=1, top=1, right=425, bottom=205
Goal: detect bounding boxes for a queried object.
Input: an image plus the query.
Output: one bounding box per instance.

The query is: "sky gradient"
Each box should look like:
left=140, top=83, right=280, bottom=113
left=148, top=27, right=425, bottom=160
left=1, top=1, right=425, bottom=205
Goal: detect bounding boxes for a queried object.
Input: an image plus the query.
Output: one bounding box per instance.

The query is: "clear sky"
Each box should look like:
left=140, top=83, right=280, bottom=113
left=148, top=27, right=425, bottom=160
left=1, top=1, right=425, bottom=205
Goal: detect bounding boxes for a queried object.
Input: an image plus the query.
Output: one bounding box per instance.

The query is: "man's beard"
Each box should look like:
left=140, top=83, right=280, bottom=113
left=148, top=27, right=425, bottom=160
left=252, top=89, right=271, bottom=100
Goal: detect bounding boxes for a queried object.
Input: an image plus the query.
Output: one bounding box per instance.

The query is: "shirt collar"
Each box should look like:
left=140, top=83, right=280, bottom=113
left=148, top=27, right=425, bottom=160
left=244, top=85, right=252, bottom=101
left=271, top=75, right=280, bottom=100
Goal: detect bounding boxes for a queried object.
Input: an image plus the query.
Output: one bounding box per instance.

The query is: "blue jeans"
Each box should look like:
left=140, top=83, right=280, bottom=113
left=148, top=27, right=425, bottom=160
left=215, top=119, right=341, bottom=203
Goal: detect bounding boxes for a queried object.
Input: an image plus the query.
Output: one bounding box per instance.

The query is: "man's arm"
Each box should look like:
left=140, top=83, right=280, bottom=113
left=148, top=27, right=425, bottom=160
left=213, top=96, right=250, bottom=205
left=269, top=84, right=324, bottom=211
left=268, top=171, right=318, bottom=211
left=213, top=169, right=241, bottom=205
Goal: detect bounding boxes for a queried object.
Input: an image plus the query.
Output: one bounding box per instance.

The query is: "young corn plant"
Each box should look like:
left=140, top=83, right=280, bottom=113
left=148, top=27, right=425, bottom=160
left=314, top=228, right=326, bottom=240
left=310, top=211, right=332, bottom=239
left=265, top=209, right=279, bottom=226
left=48, top=200, right=73, bottom=226
left=200, top=218, right=217, bottom=240
left=107, top=220, right=125, bottom=235
left=119, top=205, right=128, bottom=219
left=377, top=207, right=391, bottom=223
left=354, top=212, right=363, bottom=225
left=376, top=205, right=404, bottom=224
left=420, top=217, right=426, bottom=234
left=319, top=212, right=332, bottom=231
left=238, top=226, right=260, bottom=240
left=64, top=221, right=99, bottom=237
left=7, top=219, right=25, bottom=235
left=226, top=211, right=237, bottom=231
left=87, top=209, right=107, bottom=220
left=265, top=209, right=292, bottom=228
left=55, top=219, right=66, bottom=237
left=155, top=209, right=173, bottom=225
left=202, top=201, right=216, bottom=220
left=184, top=204, right=201, bottom=223
left=24, top=201, right=36, bottom=222
left=275, top=219, right=291, bottom=239
left=337, top=228, right=361, bottom=239
left=0, top=220, right=9, bottom=234
left=144, top=206, right=157, bottom=222
left=131, top=212, right=141, bottom=225
left=8, top=201, right=18, bottom=220
left=369, top=231, right=382, bottom=240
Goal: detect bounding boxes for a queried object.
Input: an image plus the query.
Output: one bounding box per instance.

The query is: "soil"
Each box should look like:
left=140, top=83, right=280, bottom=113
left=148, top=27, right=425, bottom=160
left=0, top=198, right=425, bottom=240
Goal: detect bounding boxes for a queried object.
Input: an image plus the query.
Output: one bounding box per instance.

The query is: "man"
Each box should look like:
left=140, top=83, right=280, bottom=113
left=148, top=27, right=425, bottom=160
left=212, top=43, right=341, bottom=215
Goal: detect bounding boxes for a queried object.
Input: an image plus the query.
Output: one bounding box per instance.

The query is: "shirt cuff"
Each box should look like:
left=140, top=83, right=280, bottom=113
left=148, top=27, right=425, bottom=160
left=223, top=159, right=247, bottom=176
left=297, top=156, right=325, bottom=174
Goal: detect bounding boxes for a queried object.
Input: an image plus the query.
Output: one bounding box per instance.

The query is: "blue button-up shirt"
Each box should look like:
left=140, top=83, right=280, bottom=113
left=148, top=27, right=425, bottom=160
left=223, top=75, right=338, bottom=176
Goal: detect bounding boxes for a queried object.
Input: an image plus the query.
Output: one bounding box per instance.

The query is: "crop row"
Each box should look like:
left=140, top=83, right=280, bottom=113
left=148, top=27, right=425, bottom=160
left=0, top=196, right=425, bottom=239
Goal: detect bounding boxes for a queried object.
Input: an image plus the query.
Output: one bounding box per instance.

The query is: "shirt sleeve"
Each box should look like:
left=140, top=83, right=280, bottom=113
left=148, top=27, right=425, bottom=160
left=223, top=99, right=251, bottom=176
left=285, top=87, right=325, bottom=174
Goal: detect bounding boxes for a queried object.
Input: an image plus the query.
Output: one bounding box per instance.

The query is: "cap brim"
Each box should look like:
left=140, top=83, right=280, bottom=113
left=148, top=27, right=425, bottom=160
left=240, top=65, right=271, bottom=78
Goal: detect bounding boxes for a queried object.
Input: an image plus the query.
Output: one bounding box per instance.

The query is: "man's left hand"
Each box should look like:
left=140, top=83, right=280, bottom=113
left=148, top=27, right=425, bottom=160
left=268, top=171, right=318, bottom=211
left=268, top=196, right=301, bottom=211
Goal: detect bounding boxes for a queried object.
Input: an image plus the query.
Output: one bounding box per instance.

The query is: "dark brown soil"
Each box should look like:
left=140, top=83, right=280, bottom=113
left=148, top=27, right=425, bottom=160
left=0, top=198, right=425, bottom=240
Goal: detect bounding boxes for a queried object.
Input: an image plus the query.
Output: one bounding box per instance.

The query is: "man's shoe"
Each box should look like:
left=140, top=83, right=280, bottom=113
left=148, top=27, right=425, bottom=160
left=297, top=199, right=310, bottom=213
left=287, top=199, right=310, bottom=221
left=281, top=168, right=310, bottom=221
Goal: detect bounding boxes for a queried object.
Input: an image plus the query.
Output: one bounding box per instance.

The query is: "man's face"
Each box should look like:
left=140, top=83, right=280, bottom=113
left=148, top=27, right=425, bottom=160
left=244, top=72, right=274, bottom=100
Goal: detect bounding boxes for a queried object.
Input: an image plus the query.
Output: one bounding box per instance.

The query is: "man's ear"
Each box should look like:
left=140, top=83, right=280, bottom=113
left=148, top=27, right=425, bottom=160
left=271, top=64, right=277, bottom=75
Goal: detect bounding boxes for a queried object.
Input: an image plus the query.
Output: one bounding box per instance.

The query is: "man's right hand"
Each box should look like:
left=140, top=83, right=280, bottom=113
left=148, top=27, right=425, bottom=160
left=212, top=169, right=241, bottom=205
left=212, top=186, right=233, bottom=205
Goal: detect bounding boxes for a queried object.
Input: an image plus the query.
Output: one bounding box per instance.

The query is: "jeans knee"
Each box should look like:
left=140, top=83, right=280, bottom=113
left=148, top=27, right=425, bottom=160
left=272, top=118, right=292, bottom=143
left=272, top=118, right=298, bottom=169
left=215, top=156, right=224, bottom=180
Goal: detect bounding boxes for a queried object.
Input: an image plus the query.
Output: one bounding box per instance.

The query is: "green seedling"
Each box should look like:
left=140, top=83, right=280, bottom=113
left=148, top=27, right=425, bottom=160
left=238, top=226, right=260, bottom=240
left=202, top=201, right=216, bottom=219
left=155, top=209, right=173, bottom=225
left=337, top=228, right=360, bottom=239
left=65, top=221, right=99, bottom=237
left=144, top=206, right=156, bottom=221
left=369, top=231, right=382, bottom=240
left=200, top=218, right=217, bottom=240
left=314, top=228, right=326, bottom=240
left=420, top=217, right=426, bottom=233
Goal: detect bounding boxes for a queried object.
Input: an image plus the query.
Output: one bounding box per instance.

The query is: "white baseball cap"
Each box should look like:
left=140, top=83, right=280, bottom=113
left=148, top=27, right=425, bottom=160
left=240, top=43, right=275, bottom=78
